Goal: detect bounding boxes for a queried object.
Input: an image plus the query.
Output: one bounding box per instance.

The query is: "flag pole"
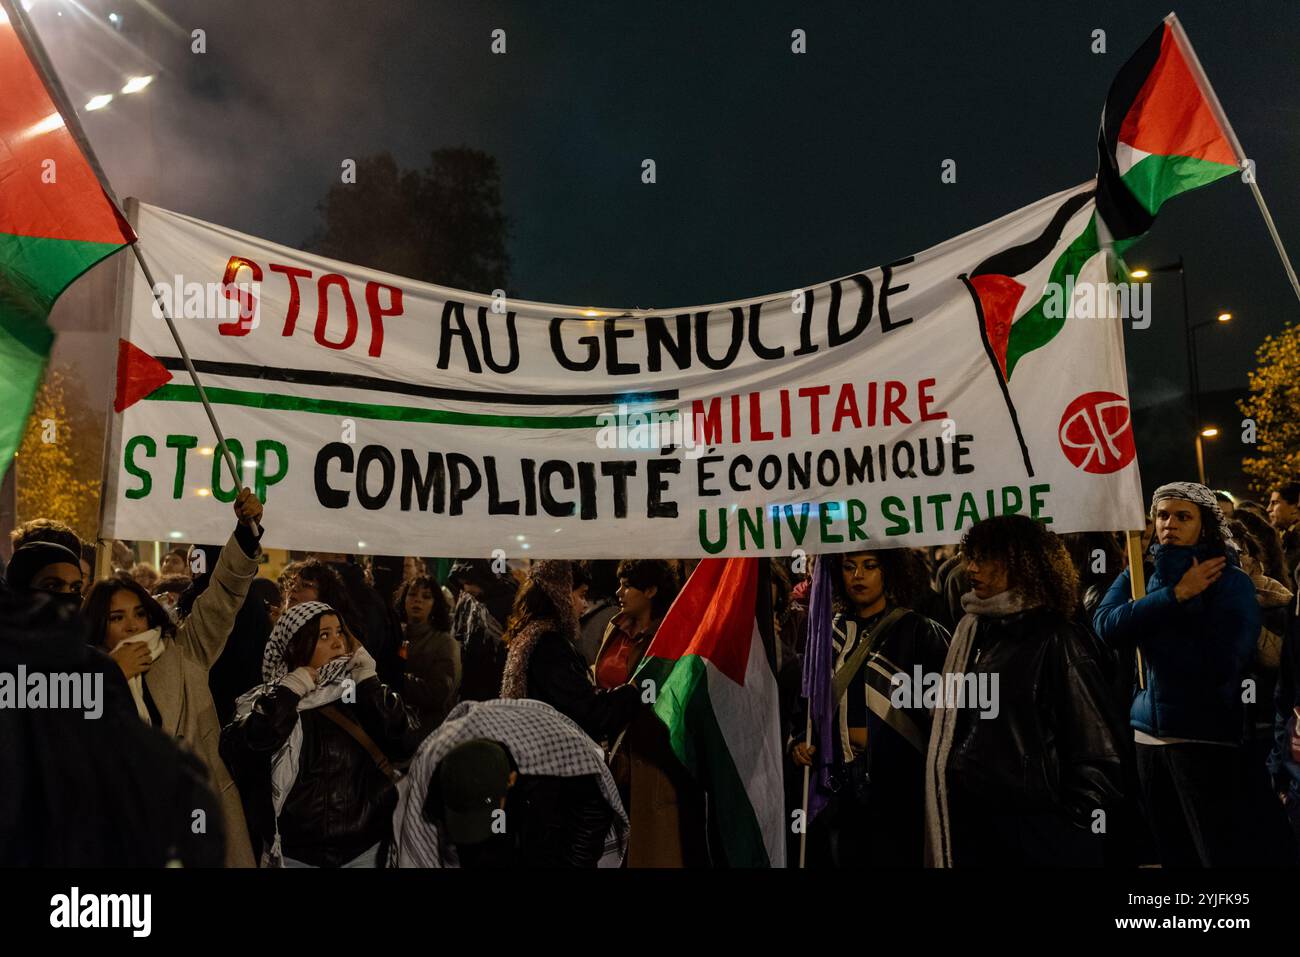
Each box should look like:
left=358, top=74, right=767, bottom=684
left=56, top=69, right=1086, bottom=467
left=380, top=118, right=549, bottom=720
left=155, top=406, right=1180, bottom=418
left=1126, top=529, right=1147, bottom=690
left=128, top=242, right=247, bottom=499
left=798, top=711, right=812, bottom=868
left=3, top=0, right=252, bottom=519
left=1166, top=13, right=1300, bottom=306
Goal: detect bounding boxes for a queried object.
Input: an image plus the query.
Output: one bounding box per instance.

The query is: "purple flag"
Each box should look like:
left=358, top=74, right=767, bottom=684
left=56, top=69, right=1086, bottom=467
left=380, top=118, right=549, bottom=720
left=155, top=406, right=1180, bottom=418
left=800, top=552, right=837, bottom=822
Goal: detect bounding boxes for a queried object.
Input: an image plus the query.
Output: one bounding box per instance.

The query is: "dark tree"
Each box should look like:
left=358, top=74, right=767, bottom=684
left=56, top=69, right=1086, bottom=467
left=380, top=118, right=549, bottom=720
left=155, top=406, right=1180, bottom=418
left=308, top=148, right=509, bottom=294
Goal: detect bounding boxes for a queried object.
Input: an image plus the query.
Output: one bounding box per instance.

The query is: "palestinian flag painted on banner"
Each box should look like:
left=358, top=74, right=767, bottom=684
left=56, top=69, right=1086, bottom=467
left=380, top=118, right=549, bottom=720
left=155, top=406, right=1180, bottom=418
left=633, top=557, right=785, bottom=867
left=0, top=2, right=135, bottom=479
left=966, top=13, right=1240, bottom=387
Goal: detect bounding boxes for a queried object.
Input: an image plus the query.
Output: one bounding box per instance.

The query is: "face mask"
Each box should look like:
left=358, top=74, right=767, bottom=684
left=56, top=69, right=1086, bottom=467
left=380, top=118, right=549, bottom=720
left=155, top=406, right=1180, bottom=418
left=47, top=591, right=83, bottom=615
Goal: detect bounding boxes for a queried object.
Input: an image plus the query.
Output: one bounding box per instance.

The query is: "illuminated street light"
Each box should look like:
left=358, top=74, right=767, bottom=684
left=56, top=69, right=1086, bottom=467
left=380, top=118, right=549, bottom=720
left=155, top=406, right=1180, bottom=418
left=1217, top=311, right=1232, bottom=323
left=1195, top=426, right=1219, bottom=485
left=1130, top=268, right=1149, bottom=279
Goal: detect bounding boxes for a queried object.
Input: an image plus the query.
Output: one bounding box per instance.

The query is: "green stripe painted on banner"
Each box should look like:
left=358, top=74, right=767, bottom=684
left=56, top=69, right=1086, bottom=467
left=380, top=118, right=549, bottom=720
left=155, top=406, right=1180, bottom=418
left=144, top=384, right=606, bottom=430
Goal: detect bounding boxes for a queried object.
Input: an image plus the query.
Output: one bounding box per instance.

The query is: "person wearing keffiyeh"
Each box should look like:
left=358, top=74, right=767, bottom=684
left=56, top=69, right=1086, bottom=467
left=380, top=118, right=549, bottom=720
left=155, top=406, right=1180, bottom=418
left=220, top=601, right=420, bottom=868
left=1094, top=481, right=1295, bottom=866
left=390, top=698, right=628, bottom=867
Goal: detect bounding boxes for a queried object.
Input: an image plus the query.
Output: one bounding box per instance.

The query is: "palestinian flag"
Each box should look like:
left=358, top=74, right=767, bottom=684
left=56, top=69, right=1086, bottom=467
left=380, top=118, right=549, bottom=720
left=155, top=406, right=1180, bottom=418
left=966, top=13, right=1239, bottom=385
left=1096, top=13, right=1240, bottom=246
left=0, top=3, right=135, bottom=478
left=633, top=557, right=785, bottom=867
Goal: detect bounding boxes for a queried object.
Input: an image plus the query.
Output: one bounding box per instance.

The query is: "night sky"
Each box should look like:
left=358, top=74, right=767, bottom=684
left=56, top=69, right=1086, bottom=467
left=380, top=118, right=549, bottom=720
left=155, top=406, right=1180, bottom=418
left=36, top=0, right=1300, bottom=436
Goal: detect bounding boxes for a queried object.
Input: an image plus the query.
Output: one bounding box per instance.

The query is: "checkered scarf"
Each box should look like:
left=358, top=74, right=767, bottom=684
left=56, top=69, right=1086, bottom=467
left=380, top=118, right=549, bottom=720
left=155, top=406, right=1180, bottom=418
left=1150, top=481, right=1237, bottom=554
left=389, top=698, right=628, bottom=868
left=262, top=600, right=333, bottom=682
left=234, top=599, right=357, bottom=867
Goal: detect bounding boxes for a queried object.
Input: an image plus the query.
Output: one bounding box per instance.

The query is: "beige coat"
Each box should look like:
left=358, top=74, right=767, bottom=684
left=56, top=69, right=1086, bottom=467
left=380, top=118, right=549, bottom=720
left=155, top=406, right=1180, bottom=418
left=142, top=532, right=258, bottom=867
left=612, top=709, right=710, bottom=867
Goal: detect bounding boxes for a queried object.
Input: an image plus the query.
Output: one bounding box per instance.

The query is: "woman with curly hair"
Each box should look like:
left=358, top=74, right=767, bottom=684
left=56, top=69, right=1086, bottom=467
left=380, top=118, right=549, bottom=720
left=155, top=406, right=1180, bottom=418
left=925, top=515, right=1123, bottom=867
left=1094, top=482, right=1293, bottom=867
left=792, top=548, right=950, bottom=867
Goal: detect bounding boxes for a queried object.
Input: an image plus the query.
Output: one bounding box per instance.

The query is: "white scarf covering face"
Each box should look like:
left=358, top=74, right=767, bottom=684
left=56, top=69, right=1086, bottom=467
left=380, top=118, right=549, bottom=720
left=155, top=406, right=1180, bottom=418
left=119, top=628, right=166, bottom=724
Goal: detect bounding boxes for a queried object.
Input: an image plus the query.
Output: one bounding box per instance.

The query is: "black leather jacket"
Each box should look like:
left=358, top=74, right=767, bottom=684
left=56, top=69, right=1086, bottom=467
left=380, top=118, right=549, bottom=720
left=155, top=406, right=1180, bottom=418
left=525, top=631, right=641, bottom=743
left=220, top=676, right=418, bottom=867
left=945, top=607, right=1124, bottom=826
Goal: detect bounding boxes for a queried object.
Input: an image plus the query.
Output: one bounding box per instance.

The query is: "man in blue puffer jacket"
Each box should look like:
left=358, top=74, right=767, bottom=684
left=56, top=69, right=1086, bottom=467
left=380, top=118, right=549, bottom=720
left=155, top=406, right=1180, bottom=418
left=1094, top=481, right=1289, bottom=867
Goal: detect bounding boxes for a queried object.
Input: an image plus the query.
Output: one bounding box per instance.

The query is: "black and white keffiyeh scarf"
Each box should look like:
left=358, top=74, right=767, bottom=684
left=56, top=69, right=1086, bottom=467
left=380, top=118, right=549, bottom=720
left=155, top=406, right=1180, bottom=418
left=389, top=698, right=628, bottom=868
left=233, top=600, right=356, bottom=867
left=1150, top=481, right=1237, bottom=554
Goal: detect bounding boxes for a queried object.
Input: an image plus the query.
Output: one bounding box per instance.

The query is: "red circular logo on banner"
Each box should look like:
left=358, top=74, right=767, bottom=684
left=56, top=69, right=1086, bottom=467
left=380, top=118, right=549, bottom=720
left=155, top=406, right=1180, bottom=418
left=1058, top=391, right=1136, bottom=474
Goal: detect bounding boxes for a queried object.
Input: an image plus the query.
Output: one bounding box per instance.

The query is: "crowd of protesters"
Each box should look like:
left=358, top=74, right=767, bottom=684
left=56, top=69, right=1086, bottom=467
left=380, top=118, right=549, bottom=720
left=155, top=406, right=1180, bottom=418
left=3, top=477, right=1300, bottom=868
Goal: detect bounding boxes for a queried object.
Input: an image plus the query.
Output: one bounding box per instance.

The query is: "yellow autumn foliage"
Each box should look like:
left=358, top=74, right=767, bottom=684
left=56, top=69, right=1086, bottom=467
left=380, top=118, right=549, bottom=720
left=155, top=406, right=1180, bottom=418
left=1239, top=323, right=1300, bottom=496
left=14, top=364, right=103, bottom=543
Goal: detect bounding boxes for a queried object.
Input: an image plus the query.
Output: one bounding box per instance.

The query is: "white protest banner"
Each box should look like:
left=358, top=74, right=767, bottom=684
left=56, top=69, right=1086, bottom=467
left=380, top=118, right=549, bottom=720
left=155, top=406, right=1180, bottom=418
left=101, top=184, right=1145, bottom=558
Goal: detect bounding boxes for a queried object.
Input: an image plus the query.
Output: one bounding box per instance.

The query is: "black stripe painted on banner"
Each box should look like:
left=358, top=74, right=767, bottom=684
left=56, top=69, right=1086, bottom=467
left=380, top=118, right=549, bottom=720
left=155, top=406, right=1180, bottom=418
left=971, top=190, right=1095, bottom=278
left=155, top=357, right=679, bottom=406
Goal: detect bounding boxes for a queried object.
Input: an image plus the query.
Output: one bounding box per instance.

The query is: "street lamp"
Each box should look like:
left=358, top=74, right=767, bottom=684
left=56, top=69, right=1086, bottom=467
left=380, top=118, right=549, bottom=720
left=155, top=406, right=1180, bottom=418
left=1196, top=427, right=1219, bottom=487
left=1132, top=258, right=1234, bottom=483
left=121, top=75, right=154, bottom=95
